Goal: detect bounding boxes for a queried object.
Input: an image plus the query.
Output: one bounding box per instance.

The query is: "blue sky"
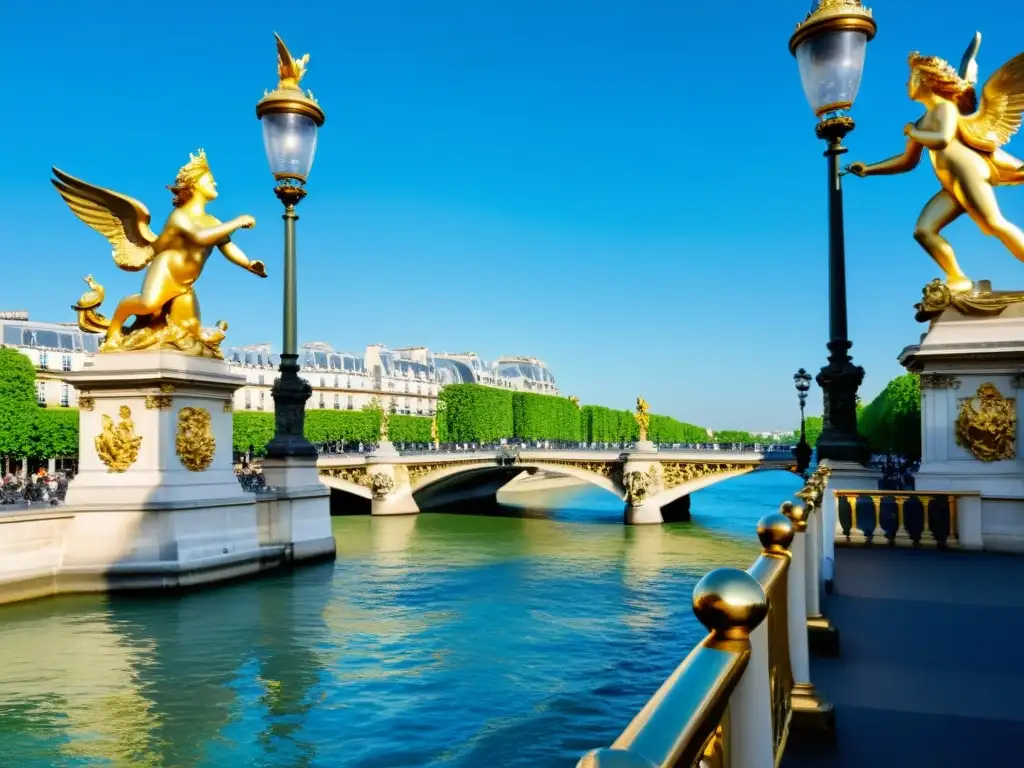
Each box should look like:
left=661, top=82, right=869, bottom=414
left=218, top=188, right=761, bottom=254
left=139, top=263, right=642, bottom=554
left=3, top=0, right=1022, bottom=430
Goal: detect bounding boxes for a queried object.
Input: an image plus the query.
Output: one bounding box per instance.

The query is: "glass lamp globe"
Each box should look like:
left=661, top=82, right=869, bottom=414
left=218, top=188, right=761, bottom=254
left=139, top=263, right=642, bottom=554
left=789, top=1, right=877, bottom=117
left=261, top=112, right=319, bottom=182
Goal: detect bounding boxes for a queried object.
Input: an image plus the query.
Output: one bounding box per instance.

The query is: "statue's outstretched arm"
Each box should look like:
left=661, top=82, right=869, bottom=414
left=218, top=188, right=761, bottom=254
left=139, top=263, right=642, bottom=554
left=173, top=210, right=255, bottom=247
left=850, top=137, right=923, bottom=177
left=219, top=241, right=267, bottom=277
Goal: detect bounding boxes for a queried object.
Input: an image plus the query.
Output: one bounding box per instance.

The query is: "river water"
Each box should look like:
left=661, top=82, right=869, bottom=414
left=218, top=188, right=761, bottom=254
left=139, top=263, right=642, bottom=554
left=0, top=472, right=800, bottom=767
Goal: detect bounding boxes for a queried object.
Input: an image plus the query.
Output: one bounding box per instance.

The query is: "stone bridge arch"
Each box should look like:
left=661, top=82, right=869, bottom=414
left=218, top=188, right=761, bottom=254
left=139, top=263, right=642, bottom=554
left=318, top=452, right=801, bottom=523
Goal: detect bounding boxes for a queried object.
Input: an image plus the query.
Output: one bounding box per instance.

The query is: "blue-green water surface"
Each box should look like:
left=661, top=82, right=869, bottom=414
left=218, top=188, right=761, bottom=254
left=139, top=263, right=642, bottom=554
left=0, top=472, right=800, bottom=767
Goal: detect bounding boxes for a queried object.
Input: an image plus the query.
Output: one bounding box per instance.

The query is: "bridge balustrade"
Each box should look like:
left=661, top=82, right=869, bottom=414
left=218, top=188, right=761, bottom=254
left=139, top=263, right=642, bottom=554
left=832, top=490, right=977, bottom=548
left=577, top=467, right=834, bottom=768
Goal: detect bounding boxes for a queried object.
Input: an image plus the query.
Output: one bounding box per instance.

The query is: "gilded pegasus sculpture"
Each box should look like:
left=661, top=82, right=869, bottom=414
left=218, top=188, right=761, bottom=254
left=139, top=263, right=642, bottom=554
left=848, top=32, right=1024, bottom=292
left=52, top=150, right=267, bottom=357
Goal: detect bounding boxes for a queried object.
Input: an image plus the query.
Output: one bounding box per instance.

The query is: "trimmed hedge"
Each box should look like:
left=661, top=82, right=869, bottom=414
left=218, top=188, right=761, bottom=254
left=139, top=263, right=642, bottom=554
left=649, top=414, right=708, bottom=443
left=858, top=373, right=921, bottom=460
left=232, top=409, right=434, bottom=455
left=437, top=384, right=513, bottom=443
left=512, top=391, right=582, bottom=442
left=580, top=405, right=637, bottom=443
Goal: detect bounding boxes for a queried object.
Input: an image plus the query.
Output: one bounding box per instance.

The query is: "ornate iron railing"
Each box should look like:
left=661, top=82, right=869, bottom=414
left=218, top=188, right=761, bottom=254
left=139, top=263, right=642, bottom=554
left=832, top=490, right=976, bottom=548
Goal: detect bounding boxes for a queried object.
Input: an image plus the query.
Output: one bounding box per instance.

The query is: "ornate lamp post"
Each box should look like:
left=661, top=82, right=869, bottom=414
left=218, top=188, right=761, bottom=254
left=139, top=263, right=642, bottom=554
left=793, top=368, right=813, bottom=475
left=789, top=0, right=874, bottom=465
left=257, top=34, right=326, bottom=459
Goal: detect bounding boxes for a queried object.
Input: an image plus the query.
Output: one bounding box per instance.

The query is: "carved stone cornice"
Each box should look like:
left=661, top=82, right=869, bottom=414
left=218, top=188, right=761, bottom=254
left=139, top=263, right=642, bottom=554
left=919, top=373, right=961, bottom=390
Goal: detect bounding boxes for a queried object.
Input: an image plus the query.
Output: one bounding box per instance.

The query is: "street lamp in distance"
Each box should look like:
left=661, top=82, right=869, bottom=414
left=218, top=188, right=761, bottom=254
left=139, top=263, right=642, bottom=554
left=256, top=33, right=326, bottom=460
left=789, top=0, right=873, bottom=466
left=793, top=368, right=813, bottom=476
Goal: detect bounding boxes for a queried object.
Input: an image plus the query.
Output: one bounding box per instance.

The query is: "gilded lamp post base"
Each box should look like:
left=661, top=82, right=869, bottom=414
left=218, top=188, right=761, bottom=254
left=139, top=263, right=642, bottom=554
left=790, top=683, right=836, bottom=741
left=808, top=614, right=841, bottom=657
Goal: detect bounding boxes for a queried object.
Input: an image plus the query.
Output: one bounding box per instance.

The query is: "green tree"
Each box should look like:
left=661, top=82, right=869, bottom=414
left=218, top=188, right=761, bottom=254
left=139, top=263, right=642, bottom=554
left=32, top=409, right=79, bottom=458
left=232, top=412, right=276, bottom=456
left=804, top=415, right=823, bottom=448
left=0, top=348, right=38, bottom=464
left=858, top=373, right=921, bottom=460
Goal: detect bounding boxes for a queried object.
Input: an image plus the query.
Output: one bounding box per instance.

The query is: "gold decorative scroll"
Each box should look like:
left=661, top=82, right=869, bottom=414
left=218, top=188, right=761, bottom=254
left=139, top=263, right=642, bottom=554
left=915, top=279, right=1024, bottom=323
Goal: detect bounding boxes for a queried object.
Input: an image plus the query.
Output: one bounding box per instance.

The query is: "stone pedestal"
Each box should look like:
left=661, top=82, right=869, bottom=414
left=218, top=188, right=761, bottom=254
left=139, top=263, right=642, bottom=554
left=260, top=457, right=336, bottom=562
left=370, top=440, right=400, bottom=458
left=820, top=461, right=878, bottom=590
left=622, top=446, right=662, bottom=525
left=60, top=352, right=277, bottom=589
left=900, top=306, right=1024, bottom=552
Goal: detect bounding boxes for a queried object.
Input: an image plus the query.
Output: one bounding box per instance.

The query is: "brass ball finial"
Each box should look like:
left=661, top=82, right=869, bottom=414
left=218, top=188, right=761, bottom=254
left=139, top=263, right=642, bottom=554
left=692, top=567, right=769, bottom=641
left=781, top=501, right=808, bottom=533
left=757, top=512, right=794, bottom=554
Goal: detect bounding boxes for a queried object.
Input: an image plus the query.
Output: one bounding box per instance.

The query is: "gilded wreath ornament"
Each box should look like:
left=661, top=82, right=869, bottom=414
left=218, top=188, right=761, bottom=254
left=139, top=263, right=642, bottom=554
left=176, top=407, right=216, bottom=472
left=95, top=405, right=142, bottom=473
left=955, top=382, right=1016, bottom=461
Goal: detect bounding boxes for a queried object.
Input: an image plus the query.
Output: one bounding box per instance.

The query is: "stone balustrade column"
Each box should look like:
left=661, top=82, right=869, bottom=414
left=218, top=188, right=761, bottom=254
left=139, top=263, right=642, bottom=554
left=728, top=609, right=774, bottom=768
left=782, top=502, right=835, bottom=736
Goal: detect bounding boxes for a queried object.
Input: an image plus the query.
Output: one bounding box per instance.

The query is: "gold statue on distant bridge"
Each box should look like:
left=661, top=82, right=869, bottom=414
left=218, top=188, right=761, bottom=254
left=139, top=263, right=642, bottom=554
left=848, top=32, right=1024, bottom=292
left=53, top=150, right=267, bottom=358
left=634, top=397, right=650, bottom=442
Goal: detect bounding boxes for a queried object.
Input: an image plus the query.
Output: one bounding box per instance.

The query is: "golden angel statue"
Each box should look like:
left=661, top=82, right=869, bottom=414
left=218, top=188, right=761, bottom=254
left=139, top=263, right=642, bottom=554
left=848, top=32, right=1024, bottom=292
left=634, top=396, right=650, bottom=442
left=52, top=150, right=267, bottom=358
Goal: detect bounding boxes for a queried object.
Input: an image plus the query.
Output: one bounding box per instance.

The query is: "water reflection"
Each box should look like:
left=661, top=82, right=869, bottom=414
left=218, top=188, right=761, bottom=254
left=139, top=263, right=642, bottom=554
left=0, top=472, right=800, bottom=767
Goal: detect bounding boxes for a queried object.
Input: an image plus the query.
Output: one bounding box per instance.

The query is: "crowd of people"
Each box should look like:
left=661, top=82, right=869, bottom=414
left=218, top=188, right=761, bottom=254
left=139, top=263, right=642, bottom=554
left=1, top=468, right=69, bottom=506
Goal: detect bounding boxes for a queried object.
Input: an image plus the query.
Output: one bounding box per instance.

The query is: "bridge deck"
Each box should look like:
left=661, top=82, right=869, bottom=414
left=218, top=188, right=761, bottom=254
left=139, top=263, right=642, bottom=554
left=783, top=546, right=1024, bottom=768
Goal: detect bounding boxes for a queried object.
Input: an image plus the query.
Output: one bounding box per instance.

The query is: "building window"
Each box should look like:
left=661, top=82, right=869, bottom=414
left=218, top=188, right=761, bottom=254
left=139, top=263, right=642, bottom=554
left=334, top=393, right=340, bottom=410
left=36, top=381, right=45, bottom=405
left=417, top=383, right=422, bottom=394
left=319, top=394, right=325, bottom=408
left=405, top=382, right=410, bottom=393
left=61, top=384, right=70, bottom=407
left=258, top=374, right=265, bottom=385
left=335, top=375, right=340, bottom=388
left=347, top=395, right=353, bottom=410
left=320, top=376, right=326, bottom=388
left=245, top=389, right=252, bottom=410
left=62, top=355, right=72, bottom=372
left=259, top=391, right=265, bottom=410
left=38, top=351, right=48, bottom=370
left=347, top=376, right=352, bottom=389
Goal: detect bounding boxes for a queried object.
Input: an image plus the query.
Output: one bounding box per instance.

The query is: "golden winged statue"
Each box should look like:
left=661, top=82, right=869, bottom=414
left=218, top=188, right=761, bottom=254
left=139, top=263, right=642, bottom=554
left=848, top=32, right=1024, bottom=292
left=52, top=150, right=267, bottom=358
left=634, top=396, right=650, bottom=442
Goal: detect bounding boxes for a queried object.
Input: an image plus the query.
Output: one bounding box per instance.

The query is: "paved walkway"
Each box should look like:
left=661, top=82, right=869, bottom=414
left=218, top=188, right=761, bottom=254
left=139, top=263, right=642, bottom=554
left=783, top=545, right=1024, bottom=767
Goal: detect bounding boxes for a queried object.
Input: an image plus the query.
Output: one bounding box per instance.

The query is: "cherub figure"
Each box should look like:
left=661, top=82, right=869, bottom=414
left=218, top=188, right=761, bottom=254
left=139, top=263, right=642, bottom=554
left=53, top=150, right=266, bottom=357
left=848, top=33, right=1024, bottom=292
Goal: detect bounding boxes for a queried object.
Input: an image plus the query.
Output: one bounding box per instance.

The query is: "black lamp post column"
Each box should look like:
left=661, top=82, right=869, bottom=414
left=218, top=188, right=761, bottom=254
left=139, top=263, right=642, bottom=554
left=266, top=183, right=316, bottom=459
left=793, top=367, right=813, bottom=475
left=814, top=117, right=869, bottom=465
